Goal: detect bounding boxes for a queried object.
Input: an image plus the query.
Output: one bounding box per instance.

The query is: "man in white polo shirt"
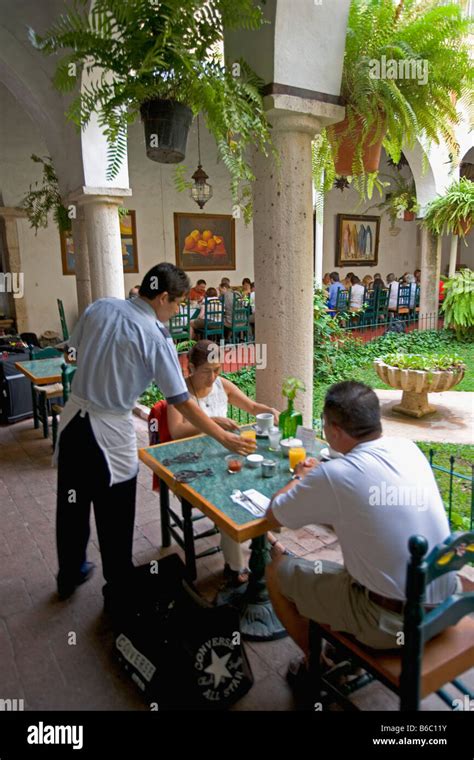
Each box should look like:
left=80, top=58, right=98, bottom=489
left=264, top=381, right=456, bottom=674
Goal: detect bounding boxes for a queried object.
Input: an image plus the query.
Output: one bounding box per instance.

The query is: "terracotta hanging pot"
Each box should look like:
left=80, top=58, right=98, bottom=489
left=404, top=210, right=415, bottom=222
left=329, top=115, right=386, bottom=176
left=457, top=217, right=472, bottom=236
left=140, top=99, right=193, bottom=164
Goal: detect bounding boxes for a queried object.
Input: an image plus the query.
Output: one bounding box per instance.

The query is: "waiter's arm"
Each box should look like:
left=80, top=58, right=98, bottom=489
left=173, top=398, right=256, bottom=455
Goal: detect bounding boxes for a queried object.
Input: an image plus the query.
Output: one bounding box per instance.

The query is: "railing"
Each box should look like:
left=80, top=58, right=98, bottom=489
left=341, top=311, right=443, bottom=342
left=429, top=449, right=474, bottom=532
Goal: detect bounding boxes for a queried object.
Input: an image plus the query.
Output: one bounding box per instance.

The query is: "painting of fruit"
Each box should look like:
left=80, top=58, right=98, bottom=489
left=174, top=213, right=236, bottom=271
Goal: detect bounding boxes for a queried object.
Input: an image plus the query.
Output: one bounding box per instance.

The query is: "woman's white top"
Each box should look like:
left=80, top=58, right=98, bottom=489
left=349, top=283, right=365, bottom=310
left=189, top=376, right=228, bottom=417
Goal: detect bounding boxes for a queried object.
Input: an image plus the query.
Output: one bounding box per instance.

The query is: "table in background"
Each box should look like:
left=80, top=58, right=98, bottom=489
left=15, top=357, right=64, bottom=432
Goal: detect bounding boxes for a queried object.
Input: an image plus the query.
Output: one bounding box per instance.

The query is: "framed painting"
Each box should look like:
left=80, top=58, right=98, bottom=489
left=60, top=210, right=139, bottom=275
left=336, top=214, right=380, bottom=267
left=174, top=212, right=236, bottom=271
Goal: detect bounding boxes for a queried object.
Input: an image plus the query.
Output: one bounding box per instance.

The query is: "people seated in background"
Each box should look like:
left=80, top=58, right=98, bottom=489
left=399, top=271, right=409, bottom=284
left=403, top=273, right=417, bottom=308
left=414, top=269, right=421, bottom=284
left=167, top=340, right=280, bottom=586
left=327, top=272, right=345, bottom=313
left=220, top=277, right=231, bottom=288
left=249, top=283, right=255, bottom=335
left=219, top=282, right=235, bottom=328
left=343, top=275, right=352, bottom=290
left=241, top=278, right=252, bottom=296
left=128, top=285, right=140, bottom=300
left=190, top=287, right=221, bottom=338
left=362, top=275, right=373, bottom=290
left=387, top=273, right=399, bottom=310
left=189, top=279, right=207, bottom=303
left=372, top=273, right=385, bottom=290
left=322, top=273, right=331, bottom=287
left=264, top=381, right=457, bottom=683
left=349, top=275, right=365, bottom=311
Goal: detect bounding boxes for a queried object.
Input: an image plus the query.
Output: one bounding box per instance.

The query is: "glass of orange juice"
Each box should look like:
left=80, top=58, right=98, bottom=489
left=240, top=429, right=257, bottom=441
left=289, top=447, right=306, bottom=473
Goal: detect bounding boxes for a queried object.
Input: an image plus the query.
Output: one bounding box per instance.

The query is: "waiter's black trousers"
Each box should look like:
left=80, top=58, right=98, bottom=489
left=56, top=411, right=136, bottom=594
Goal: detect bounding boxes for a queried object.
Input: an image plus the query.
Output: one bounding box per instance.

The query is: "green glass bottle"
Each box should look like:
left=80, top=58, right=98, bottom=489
left=278, top=398, right=302, bottom=440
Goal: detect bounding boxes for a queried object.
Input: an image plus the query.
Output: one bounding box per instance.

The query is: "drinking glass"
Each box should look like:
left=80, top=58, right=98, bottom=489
left=268, top=427, right=282, bottom=451
left=289, top=447, right=306, bottom=473
left=240, top=429, right=256, bottom=441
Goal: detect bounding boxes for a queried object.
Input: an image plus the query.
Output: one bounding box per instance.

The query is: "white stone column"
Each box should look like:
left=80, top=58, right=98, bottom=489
left=448, top=235, right=458, bottom=278
left=70, top=207, right=92, bottom=314
left=252, top=107, right=340, bottom=426
left=419, top=228, right=441, bottom=331
left=70, top=187, right=132, bottom=301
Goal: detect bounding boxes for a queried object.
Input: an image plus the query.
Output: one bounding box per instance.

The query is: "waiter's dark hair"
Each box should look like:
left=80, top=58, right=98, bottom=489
left=324, top=381, right=382, bottom=439
left=139, top=263, right=190, bottom=300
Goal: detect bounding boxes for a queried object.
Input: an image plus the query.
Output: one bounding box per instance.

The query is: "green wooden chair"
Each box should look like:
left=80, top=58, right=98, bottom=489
left=28, top=346, right=63, bottom=438
left=202, top=296, right=225, bottom=341
left=393, top=284, right=412, bottom=320
left=375, top=288, right=389, bottom=323
left=360, top=288, right=377, bottom=326
left=51, top=363, right=77, bottom=449
left=228, top=293, right=251, bottom=343
left=168, top=301, right=191, bottom=343
left=335, top=288, right=350, bottom=313
left=307, top=531, right=474, bottom=711
left=57, top=299, right=69, bottom=341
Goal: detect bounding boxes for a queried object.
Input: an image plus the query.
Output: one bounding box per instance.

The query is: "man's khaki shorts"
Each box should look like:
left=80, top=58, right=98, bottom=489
left=277, top=557, right=405, bottom=650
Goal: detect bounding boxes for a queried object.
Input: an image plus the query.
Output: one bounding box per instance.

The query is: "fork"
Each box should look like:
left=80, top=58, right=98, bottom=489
left=232, top=490, right=265, bottom=516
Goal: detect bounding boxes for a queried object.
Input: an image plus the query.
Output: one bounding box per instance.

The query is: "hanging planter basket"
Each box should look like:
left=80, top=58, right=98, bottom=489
left=456, top=217, right=472, bottom=236
left=329, top=115, right=386, bottom=176
left=404, top=210, right=416, bottom=222
left=140, top=99, right=193, bottom=164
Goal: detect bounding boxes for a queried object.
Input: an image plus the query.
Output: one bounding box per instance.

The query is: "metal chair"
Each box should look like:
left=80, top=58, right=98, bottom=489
left=307, top=531, right=474, bottom=711
left=169, top=301, right=191, bottom=343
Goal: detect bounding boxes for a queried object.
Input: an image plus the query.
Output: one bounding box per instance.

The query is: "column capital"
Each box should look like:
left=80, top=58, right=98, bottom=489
left=264, top=94, right=345, bottom=134
left=0, top=207, right=27, bottom=219
left=67, top=186, right=133, bottom=207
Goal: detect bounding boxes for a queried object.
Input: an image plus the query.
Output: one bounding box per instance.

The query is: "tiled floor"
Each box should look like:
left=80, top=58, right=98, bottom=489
left=0, top=415, right=472, bottom=711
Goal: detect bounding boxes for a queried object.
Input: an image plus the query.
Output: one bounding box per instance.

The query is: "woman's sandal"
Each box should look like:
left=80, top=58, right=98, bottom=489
left=222, top=563, right=250, bottom=588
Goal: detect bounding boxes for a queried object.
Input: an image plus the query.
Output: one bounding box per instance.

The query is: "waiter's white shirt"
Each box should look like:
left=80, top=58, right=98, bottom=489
left=55, top=297, right=189, bottom=485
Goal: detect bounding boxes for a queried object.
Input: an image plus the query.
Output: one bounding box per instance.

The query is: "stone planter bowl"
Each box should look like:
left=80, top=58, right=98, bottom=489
left=373, top=359, right=465, bottom=418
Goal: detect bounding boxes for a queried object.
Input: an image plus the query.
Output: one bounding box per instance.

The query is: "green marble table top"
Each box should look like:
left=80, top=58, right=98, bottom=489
left=15, top=357, right=64, bottom=384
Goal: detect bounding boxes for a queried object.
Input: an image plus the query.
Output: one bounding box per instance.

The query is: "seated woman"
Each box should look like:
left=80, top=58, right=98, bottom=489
left=167, top=340, right=280, bottom=586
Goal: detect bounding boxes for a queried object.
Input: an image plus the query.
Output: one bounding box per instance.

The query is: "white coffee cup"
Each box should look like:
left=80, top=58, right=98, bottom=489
left=256, top=412, right=274, bottom=434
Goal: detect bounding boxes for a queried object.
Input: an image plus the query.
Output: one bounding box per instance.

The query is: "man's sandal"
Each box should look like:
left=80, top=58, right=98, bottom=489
left=268, top=536, right=296, bottom=557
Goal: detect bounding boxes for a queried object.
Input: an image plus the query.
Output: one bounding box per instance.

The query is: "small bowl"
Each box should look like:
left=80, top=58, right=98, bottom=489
left=225, top=454, right=244, bottom=473
left=280, top=437, right=303, bottom=458
left=246, top=453, right=264, bottom=469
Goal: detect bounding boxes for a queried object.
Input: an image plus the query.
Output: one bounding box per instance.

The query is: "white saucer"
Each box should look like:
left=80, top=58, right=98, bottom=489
left=251, top=424, right=269, bottom=438
left=319, top=446, right=344, bottom=460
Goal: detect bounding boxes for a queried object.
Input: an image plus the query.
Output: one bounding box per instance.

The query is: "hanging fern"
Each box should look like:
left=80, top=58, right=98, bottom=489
left=441, top=268, right=474, bottom=339
left=21, top=155, right=71, bottom=234
left=30, top=0, right=272, bottom=221
left=312, top=0, right=473, bottom=199
left=422, top=178, right=474, bottom=238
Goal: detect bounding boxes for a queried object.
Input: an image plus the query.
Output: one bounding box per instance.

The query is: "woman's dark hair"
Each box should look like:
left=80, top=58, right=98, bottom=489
left=242, top=278, right=251, bottom=286
left=206, top=287, right=217, bottom=297
left=350, top=275, right=360, bottom=285
left=197, top=279, right=206, bottom=286
left=330, top=271, right=340, bottom=282
left=324, top=381, right=382, bottom=439
left=139, top=263, right=190, bottom=300
left=188, top=340, right=218, bottom=368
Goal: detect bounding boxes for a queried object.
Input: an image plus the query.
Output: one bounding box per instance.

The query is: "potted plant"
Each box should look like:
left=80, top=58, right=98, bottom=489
left=374, top=352, right=465, bottom=417
left=30, top=0, right=271, bottom=221
left=279, top=377, right=306, bottom=440
left=375, top=176, right=420, bottom=225
left=441, top=268, right=474, bottom=340
left=312, top=0, right=472, bottom=199
left=422, top=178, right=474, bottom=239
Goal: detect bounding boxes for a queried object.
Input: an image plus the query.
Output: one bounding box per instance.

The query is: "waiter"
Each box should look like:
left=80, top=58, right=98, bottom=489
left=55, top=262, right=255, bottom=604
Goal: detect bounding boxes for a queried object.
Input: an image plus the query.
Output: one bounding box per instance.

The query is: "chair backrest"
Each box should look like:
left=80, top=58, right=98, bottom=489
left=169, top=301, right=191, bottom=342
left=396, top=284, right=412, bottom=311
left=376, top=288, right=389, bottom=318
left=231, top=293, right=250, bottom=328
left=29, top=345, right=63, bottom=360
left=57, top=299, right=69, bottom=341
left=20, top=332, right=40, bottom=347
left=414, top=285, right=420, bottom=307
left=204, top=296, right=224, bottom=334
left=61, top=362, right=77, bottom=403
left=400, top=531, right=474, bottom=710
left=335, top=288, right=350, bottom=312
left=148, top=399, right=170, bottom=445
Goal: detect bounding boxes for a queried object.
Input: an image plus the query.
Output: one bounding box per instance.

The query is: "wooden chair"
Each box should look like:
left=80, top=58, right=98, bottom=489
left=307, top=531, right=474, bottom=711
left=169, top=301, right=191, bottom=343
left=360, top=288, right=377, bottom=326
left=375, top=288, right=389, bottom=323
left=28, top=346, right=63, bottom=439
left=51, top=363, right=77, bottom=449
left=393, top=284, right=412, bottom=320
left=228, top=293, right=251, bottom=343
left=335, top=288, right=350, bottom=313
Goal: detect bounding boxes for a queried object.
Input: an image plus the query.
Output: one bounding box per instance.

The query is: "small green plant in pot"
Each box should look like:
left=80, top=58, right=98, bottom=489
left=30, top=0, right=272, bottom=222
left=422, top=178, right=474, bottom=240
left=279, top=377, right=306, bottom=440
left=441, top=268, right=474, bottom=340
